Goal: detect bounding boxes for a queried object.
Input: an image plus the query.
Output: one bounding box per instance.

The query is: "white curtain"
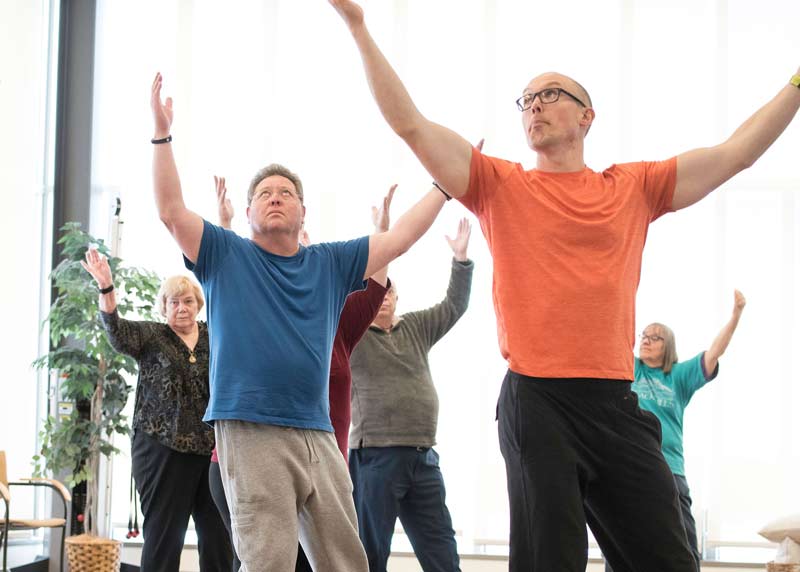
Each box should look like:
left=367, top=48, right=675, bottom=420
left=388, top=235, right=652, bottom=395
left=0, top=0, right=58, bottom=519
left=90, top=0, right=800, bottom=557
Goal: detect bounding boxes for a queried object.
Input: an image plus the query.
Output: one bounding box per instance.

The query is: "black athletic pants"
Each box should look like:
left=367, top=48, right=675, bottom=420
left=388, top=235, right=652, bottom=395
left=497, top=370, right=695, bottom=572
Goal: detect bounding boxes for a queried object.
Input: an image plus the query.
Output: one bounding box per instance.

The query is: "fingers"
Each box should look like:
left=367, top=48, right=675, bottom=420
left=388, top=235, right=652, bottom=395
left=384, top=183, right=397, bottom=209
left=151, top=72, right=162, bottom=107
left=458, top=217, right=471, bottom=237
left=84, top=247, right=98, bottom=266
left=214, top=175, right=227, bottom=200
left=82, top=248, right=109, bottom=280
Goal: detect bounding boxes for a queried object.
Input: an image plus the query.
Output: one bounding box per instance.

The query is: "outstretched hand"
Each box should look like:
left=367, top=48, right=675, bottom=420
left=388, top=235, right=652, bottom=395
left=214, top=175, right=234, bottom=228
left=150, top=72, right=173, bottom=138
left=81, top=248, right=113, bottom=289
left=445, top=218, right=472, bottom=261
left=372, top=184, right=397, bottom=233
left=329, top=0, right=365, bottom=31
left=732, top=289, right=746, bottom=315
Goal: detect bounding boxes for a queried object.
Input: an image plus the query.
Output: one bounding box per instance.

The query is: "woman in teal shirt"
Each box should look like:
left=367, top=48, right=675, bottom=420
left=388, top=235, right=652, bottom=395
left=607, top=290, right=746, bottom=572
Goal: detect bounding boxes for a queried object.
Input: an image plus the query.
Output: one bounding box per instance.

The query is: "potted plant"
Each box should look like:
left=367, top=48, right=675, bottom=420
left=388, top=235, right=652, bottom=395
left=32, top=222, right=161, bottom=569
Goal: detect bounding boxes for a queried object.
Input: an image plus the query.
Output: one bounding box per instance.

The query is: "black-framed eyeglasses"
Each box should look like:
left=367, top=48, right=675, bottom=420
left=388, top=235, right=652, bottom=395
left=640, top=333, right=664, bottom=343
left=515, top=87, right=587, bottom=112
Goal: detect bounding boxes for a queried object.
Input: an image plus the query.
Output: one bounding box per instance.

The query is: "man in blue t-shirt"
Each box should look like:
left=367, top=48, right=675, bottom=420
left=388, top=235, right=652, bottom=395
left=149, top=73, right=449, bottom=572
left=605, top=290, right=746, bottom=572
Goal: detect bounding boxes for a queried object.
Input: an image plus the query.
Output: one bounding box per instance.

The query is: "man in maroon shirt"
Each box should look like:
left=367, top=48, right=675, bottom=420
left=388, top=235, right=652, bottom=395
left=209, top=175, right=393, bottom=570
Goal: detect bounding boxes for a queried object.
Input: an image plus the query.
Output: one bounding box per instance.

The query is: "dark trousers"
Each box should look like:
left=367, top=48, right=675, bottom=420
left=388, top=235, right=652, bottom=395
left=349, top=446, right=460, bottom=572
left=497, top=370, right=695, bottom=572
left=605, top=474, right=701, bottom=572
left=208, top=461, right=240, bottom=572
left=208, top=459, right=314, bottom=572
left=131, top=431, right=233, bottom=572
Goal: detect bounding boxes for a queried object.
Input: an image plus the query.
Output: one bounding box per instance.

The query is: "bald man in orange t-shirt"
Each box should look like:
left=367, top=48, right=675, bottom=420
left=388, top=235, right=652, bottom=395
left=331, top=2, right=800, bottom=571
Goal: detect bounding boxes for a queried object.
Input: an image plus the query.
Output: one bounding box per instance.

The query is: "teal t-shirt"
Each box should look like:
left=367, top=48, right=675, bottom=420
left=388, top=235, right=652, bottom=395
left=631, top=352, right=717, bottom=476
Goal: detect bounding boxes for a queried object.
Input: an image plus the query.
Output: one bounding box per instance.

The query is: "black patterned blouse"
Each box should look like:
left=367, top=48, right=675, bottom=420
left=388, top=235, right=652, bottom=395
left=99, top=309, right=214, bottom=455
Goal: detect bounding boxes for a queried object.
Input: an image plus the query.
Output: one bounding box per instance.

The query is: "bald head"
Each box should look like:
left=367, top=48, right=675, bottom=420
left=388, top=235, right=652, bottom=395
left=526, top=72, right=592, bottom=108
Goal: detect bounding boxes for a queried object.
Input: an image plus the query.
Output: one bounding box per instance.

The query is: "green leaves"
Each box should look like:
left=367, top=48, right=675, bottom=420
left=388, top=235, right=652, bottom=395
left=32, top=223, right=161, bottom=487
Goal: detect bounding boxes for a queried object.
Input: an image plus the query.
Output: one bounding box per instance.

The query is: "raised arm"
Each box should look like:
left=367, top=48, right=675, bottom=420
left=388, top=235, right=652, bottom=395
left=330, top=0, right=473, bottom=198
left=413, top=219, right=475, bottom=346
left=673, top=73, right=800, bottom=210
left=150, top=73, right=204, bottom=262
left=704, top=289, right=747, bottom=374
left=368, top=184, right=396, bottom=286
left=364, top=187, right=446, bottom=279
left=81, top=248, right=117, bottom=314
left=214, top=175, right=234, bottom=230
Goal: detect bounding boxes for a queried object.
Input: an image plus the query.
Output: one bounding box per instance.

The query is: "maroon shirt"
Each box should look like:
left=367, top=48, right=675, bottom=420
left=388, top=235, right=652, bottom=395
left=210, top=277, right=388, bottom=464
left=329, top=278, right=389, bottom=459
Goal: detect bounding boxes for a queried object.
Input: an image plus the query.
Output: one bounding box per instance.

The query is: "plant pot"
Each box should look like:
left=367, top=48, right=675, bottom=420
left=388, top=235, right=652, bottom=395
left=65, top=534, right=121, bottom=572
left=767, top=563, right=800, bottom=572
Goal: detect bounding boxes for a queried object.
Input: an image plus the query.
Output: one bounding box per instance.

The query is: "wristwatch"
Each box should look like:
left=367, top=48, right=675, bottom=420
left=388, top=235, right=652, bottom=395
left=791, top=74, right=800, bottom=88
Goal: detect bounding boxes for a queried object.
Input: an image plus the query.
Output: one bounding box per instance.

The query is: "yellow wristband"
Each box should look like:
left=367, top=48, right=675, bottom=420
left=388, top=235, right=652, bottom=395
left=790, top=74, right=800, bottom=88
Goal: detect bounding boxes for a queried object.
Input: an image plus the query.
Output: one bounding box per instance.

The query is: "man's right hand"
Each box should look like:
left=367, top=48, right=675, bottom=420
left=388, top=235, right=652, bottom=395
left=150, top=72, right=173, bottom=139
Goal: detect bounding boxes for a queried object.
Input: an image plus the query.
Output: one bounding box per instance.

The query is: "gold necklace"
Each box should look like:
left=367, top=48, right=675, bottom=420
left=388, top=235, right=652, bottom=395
left=188, top=351, right=197, bottom=364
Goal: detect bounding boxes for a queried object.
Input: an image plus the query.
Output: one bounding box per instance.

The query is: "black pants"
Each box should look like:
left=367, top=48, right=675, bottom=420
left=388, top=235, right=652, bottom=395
left=497, top=370, right=695, bottom=572
left=208, top=459, right=313, bottom=572
left=605, top=474, right=701, bottom=572
left=132, top=431, right=233, bottom=572
left=208, top=461, right=240, bottom=572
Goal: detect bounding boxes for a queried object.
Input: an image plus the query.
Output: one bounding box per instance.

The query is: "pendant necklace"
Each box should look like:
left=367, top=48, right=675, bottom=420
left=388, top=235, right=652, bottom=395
left=188, top=351, right=197, bottom=364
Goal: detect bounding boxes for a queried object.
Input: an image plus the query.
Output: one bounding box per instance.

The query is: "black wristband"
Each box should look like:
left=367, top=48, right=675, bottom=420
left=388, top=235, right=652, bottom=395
left=151, top=135, right=172, bottom=144
left=432, top=181, right=452, bottom=201
left=99, top=284, right=114, bottom=295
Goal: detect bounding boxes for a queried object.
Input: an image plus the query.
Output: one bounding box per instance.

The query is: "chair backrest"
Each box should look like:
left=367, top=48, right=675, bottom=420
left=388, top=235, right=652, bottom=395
left=0, top=450, right=7, bottom=487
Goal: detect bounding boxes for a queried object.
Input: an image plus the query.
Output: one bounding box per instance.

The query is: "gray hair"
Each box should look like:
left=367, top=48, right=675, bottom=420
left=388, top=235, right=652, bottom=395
left=648, top=322, right=678, bottom=374
left=247, top=163, right=304, bottom=206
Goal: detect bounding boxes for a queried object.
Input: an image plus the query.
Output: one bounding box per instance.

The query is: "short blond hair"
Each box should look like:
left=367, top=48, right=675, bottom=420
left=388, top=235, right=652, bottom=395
left=158, top=275, right=204, bottom=316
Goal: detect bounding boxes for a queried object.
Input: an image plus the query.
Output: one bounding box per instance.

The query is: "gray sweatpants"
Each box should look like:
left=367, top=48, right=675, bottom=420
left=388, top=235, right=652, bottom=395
left=215, top=420, right=368, bottom=572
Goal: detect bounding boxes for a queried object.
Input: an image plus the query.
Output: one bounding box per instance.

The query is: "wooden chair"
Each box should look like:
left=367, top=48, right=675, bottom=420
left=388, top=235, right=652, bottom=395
left=0, top=451, right=71, bottom=572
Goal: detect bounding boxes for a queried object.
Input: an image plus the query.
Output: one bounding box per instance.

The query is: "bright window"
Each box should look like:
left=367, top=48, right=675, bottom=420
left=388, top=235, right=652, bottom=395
left=87, top=0, right=800, bottom=561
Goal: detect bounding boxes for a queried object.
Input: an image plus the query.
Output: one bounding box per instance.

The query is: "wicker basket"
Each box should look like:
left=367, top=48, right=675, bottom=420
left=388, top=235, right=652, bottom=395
left=65, top=534, right=121, bottom=572
left=767, top=563, right=800, bottom=572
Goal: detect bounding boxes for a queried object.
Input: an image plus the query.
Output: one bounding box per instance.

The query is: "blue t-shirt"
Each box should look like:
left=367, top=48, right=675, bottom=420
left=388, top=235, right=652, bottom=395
left=186, top=220, right=369, bottom=431
left=631, top=352, right=718, bottom=476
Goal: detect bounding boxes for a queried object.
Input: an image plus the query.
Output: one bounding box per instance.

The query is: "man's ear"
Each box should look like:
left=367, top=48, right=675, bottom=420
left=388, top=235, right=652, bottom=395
left=581, top=107, right=596, bottom=136
left=582, top=107, right=595, bottom=124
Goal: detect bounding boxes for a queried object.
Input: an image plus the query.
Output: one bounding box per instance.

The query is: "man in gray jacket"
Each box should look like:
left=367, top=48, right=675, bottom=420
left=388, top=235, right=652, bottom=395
left=349, top=218, right=473, bottom=572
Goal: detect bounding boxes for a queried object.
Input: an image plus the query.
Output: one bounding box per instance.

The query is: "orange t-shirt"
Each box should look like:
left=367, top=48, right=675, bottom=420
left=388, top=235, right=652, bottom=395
left=460, top=147, right=676, bottom=380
